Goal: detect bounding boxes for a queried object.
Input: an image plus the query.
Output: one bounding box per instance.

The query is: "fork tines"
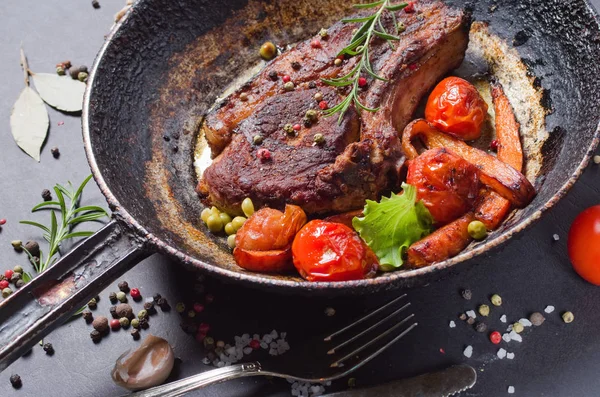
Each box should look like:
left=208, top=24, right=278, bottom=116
left=324, top=294, right=417, bottom=369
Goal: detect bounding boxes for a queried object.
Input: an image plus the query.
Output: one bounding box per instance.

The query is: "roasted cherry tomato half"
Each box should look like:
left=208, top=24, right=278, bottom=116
left=425, top=77, right=488, bottom=140
left=568, top=205, right=600, bottom=285
left=234, top=205, right=307, bottom=272
left=407, top=148, right=480, bottom=224
left=292, top=220, right=379, bottom=282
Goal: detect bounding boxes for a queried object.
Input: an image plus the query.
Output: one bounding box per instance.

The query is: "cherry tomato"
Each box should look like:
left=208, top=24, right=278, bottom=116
left=292, top=220, right=379, bottom=282
left=407, top=148, right=480, bottom=224
left=425, top=77, right=488, bottom=140
left=234, top=205, right=307, bottom=272
left=568, top=205, right=600, bottom=285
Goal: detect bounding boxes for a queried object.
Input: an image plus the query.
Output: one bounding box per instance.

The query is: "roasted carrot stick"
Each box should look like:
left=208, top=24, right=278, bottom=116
left=402, top=119, right=535, bottom=208
left=407, top=213, right=474, bottom=268
left=474, top=190, right=512, bottom=230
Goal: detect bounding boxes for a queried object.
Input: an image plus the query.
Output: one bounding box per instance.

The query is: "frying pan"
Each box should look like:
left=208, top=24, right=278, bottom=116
left=0, top=0, right=599, bottom=372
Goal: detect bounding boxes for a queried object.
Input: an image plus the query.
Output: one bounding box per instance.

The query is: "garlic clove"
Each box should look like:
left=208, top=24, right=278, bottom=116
left=112, top=334, right=175, bottom=391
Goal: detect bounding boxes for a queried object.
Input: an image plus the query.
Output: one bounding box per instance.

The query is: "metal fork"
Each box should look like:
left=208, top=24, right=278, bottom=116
left=129, top=294, right=417, bottom=397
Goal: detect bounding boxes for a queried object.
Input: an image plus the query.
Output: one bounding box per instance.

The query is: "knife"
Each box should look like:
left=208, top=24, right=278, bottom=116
left=322, top=365, right=477, bottom=397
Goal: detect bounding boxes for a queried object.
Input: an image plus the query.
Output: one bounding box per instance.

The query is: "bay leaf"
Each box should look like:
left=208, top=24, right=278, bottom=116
left=10, top=86, right=49, bottom=162
left=31, top=73, right=85, bottom=112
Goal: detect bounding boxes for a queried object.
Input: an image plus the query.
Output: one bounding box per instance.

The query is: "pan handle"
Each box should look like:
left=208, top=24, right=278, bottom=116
left=0, top=219, right=150, bottom=372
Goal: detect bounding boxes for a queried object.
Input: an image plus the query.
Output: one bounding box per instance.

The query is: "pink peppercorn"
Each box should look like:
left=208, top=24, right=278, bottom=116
left=257, top=148, right=272, bottom=162
left=489, top=331, right=502, bottom=344
left=358, top=77, right=367, bottom=87
left=293, top=124, right=302, bottom=131
left=4, top=270, right=14, bottom=280
left=0, top=219, right=6, bottom=225
left=130, top=288, right=141, bottom=300
left=282, top=75, right=291, bottom=83
left=319, top=101, right=328, bottom=110
left=404, top=2, right=415, bottom=13
left=409, top=63, right=418, bottom=71
left=198, top=323, right=210, bottom=334
left=0, top=280, right=8, bottom=290
left=311, top=39, right=322, bottom=48
left=193, top=303, right=205, bottom=313
left=110, top=319, right=121, bottom=330
left=249, top=339, right=260, bottom=350
left=490, top=139, right=499, bottom=151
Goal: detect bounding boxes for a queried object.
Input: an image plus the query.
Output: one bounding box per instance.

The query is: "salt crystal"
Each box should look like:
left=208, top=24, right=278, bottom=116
left=502, top=333, right=511, bottom=342
left=497, top=348, right=507, bottom=359
left=508, top=386, right=515, bottom=394
left=260, top=342, right=268, bottom=349
left=506, top=324, right=513, bottom=332
left=217, top=361, right=225, bottom=368
left=269, top=348, right=278, bottom=356
left=507, top=352, right=515, bottom=360
left=263, top=334, right=273, bottom=344
left=466, top=310, right=476, bottom=319
left=463, top=345, right=473, bottom=358
left=509, top=331, right=522, bottom=342
left=500, top=315, right=507, bottom=323
left=270, top=341, right=278, bottom=349
left=449, top=321, right=456, bottom=328
left=241, top=333, right=250, bottom=342
left=226, top=346, right=236, bottom=355
left=234, top=336, right=242, bottom=345
left=280, top=332, right=287, bottom=339
left=553, top=234, right=560, bottom=241
left=202, top=357, right=211, bottom=365
left=253, top=334, right=260, bottom=340
left=545, top=305, right=555, bottom=314
left=243, top=347, right=252, bottom=355
left=519, top=318, right=532, bottom=327
left=270, top=330, right=279, bottom=339
left=325, top=381, right=332, bottom=386
left=292, top=389, right=300, bottom=396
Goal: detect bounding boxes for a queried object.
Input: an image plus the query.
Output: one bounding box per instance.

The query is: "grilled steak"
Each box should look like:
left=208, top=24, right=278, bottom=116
left=198, top=0, right=471, bottom=215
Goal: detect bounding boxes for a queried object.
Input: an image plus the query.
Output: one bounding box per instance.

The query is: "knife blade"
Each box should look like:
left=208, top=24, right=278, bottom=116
left=322, top=365, right=477, bottom=397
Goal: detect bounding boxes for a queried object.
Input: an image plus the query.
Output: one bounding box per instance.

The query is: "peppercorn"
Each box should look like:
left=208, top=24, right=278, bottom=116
left=466, top=317, right=475, bottom=325
left=313, top=133, right=325, bottom=145
left=43, top=343, right=54, bottom=355
left=174, top=303, right=186, bottom=314
left=529, top=312, right=545, bottom=326
left=81, top=310, right=93, bottom=323
left=92, top=0, right=100, bottom=9
left=87, top=298, right=97, bottom=310
left=116, top=291, right=127, bottom=303
left=11, top=240, right=23, bottom=251
left=157, top=298, right=171, bottom=311
left=319, top=101, right=329, bottom=110
left=512, top=322, right=524, bottom=334
left=10, top=374, right=22, bottom=389
left=130, top=287, right=141, bottom=300
left=240, top=93, right=249, bottom=102
left=118, top=281, right=130, bottom=292
left=282, top=75, right=290, bottom=83
left=187, top=310, right=196, bottom=318
left=334, top=58, right=343, bottom=66
left=153, top=293, right=162, bottom=303
left=119, top=317, right=130, bottom=328
left=5, top=269, right=14, bottom=280
left=308, top=81, right=317, bottom=89
left=490, top=294, right=502, bottom=306
left=56, top=66, right=66, bottom=76
left=2, top=288, right=13, bottom=298
left=203, top=336, right=215, bottom=350
left=284, top=82, right=295, bottom=91
left=319, top=28, right=329, bottom=38
left=0, top=219, right=6, bottom=226
left=310, top=39, right=321, bottom=48
left=306, top=109, right=319, bottom=122
left=0, top=280, right=8, bottom=290
left=109, top=292, right=117, bottom=303
left=131, top=328, right=140, bottom=340
left=303, top=117, right=312, bottom=128
left=478, top=304, right=490, bottom=317
left=253, top=135, right=264, bottom=145
left=110, top=319, right=121, bottom=330
left=284, top=124, right=295, bottom=136
left=475, top=322, right=487, bottom=333
left=13, top=265, right=23, bottom=274
left=42, top=189, right=52, bottom=202
left=90, top=330, right=102, bottom=343
left=144, top=301, right=156, bottom=315
left=92, top=316, right=109, bottom=333
left=131, top=318, right=140, bottom=329
left=259, top=42, right=277, bottom=60
left=291, top=61, right=301, bottom=70
left=138, top=309, right=148, bottom=320
left=397, top=22, right=406, bottom=33
left=15, top=279, right=24, bottom=288
left=116, top=303, right=133, bottom=319
left=314, top=92, right=324, bottom=102
left=10, top=273, right=21, bottom=283
left=109, top=305, right=119, bottom=319
left=348, top=378, right=356, bottom=388
left=139, top=318, right=149, bottom=329
left=268, top=70, right=278, bottom=80
left=562, top=311, right=574, bottom=323
left=50, top=147, right=60, bottom=159
left=489, top=331, right=502, bottom=344
left=461, top=289, right=472, bottom=300
left=468, top=221, right=488, bottom=240
left=24, top=240, right=40, bottom=257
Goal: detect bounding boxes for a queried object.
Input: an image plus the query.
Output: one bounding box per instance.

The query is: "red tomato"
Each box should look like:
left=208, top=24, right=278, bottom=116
left=234, top=205, right=307, bottom=272
left=568, top=205, right=600, bottom=285
left=425, top=77, right=488, bottom=140
left=407, top=148, right=480, bottom=224
left=292, top=220, right=379, bottom=282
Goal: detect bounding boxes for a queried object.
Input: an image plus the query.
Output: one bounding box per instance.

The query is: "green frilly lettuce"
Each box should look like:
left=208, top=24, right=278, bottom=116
left=352, top=183, right=433, bottom=271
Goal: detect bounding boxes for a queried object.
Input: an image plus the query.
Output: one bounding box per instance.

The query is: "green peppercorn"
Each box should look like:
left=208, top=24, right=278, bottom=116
left=397, top=22, right=406, bottom=33
left=219, top=212, right=232, bottom=225
left=259, top=42, right=277, bottom=60
left=468, top=220, right=488, bottom=240
left=313, top=133, right=325, bottom=145
left=512, top=322, right=524, bottom=334
left=319, top=28, right=329, bottom=38
left=116, top=291, right=127, bottom=303
left=11, top=240, right=23, bottom=251
left=78, top=72, right=89, bottom=82
left=306, top=109, right=319, bottom=121
left=131, top=318, right=140, bottom=328
left=478, top=304, right=490, bottom=317
left=490, top=294, right=502, bottom=306
left=201, top=208, right=212, bottom=223
left=284, top=124, right=295, bottom=135
left=206, top=214, right=224, bottom=233
left=187, top=310, right=196, bottom=318
left=231, top=216, right=247, bottom=231
left=314, top=92, right=324, bottom=102
left=334, top=58, right=343, bottom=66
left=283, top=82, right=295, bottom=91
left=2, top=287, right=13, bottom=298
left=227, top=234, right=237, bottom=249
left=13, top=266, right=23, bottom=274
left=253, top=135, right=264, bottom=145
left=138, top=309, right=148, bottom=320
left=119, top=317, right=130, bottom=328
left=56, top=66, right=66, bottom=76
left=224, top=222, right=236, bottom=235
left=175, top=302, right=186, bottom=313
left=88, top=298, right=97, bottom=310
left=242, top=198, right=255, bottom=217
left=562, top=311, right=574, bottom=323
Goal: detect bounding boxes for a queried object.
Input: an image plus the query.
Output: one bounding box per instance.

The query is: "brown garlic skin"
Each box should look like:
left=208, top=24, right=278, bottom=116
left=112, top=334, right=175, bottom=391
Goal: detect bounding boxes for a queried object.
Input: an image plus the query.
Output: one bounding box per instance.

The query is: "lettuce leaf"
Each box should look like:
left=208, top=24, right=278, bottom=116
left=352, top=183, right=433, bottom=271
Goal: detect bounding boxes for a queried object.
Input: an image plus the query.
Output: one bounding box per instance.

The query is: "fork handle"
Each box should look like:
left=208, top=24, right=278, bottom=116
left=127, top=362, right=262, bottom=397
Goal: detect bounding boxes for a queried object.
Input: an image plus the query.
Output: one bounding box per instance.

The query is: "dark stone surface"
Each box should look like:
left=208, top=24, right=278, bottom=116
left=0, top=1, right=599, bottom=396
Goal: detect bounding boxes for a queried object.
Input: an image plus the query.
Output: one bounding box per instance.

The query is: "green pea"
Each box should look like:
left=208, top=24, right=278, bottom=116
left=241, top=198, right=254, bottom=217
left=206, top=214, right=223, bottom=233
left=227, top=234, right=237, bottom=249
left=219, top=212, right=232, bottom=225
left=201, top=208, right=212, bottom=223
left=468, top=220, right=487, bottom=240
left=231, top=216, right=247, bottom=231
left=224, top=222, right=236, bottom=236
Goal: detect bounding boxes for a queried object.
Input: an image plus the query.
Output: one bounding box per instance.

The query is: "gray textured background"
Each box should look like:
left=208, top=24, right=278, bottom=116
left=1, top=0, right=600, bottom=396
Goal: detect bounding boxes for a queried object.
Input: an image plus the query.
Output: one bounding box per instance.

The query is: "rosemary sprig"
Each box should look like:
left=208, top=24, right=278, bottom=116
left=20, top=174, right=108, bottom=273
left=323, top=0, right=408, bottom=123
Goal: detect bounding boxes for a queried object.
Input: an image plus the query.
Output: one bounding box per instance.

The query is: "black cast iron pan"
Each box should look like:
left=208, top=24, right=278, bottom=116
left=0, top=0, right=599, bottom=372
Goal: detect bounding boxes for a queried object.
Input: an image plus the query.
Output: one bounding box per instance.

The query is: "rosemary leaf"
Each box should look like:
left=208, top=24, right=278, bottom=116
left=353, top=0, right=385, bottom=8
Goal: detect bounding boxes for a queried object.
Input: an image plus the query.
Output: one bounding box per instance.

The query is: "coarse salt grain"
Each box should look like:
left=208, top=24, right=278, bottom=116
left=500, top=314, right=507, bottom=323
left=243, top=347, right=252, bottom=355
left=497, top=348, right=507, bottom=359
left=463, top=345, right=473, bottom=358
left=508, top=386, right=515, bottom=394
left=553, top=234, right=560, bottom=241
left=506, top=324, right=513, bottom=332
left=594, top=155, right=600, bottom=164
left=449, top=321, right=456, bottom=328
left=509, top=331, right=522, bottom=342
left=466, top=310, right=477, bottom=319
left=260, top=342, right=268, bottom=349
left=502, top=333, right=511, bottom=343
left=507, top=352, right=515, bottom=360
left=519, top=318, right=532, bottom=327
left=202, top=357, right=211, bottom=365
left=545, top=305, right=555, bottom=313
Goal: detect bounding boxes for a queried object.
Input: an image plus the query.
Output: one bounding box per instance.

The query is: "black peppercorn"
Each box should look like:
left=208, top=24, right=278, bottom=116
left=303, top=117, right=312, bottom=128
left=308, top=81, right=317, bottom=89
left=15, top=279, right=24, bottom=288
left=69, top=65, right=88, bottom=80
left=460, top=289, right=472, bottom=300
left=50, top=147, right=60, bottom=159
left=24, top=240, right=40, bottom=257
left=144, top=301, right=156, bottom=314
left=152, top=293, right=162, bottom=303
left=172, top=145, right=179, bottom=153
left=118, top=281, right=130, bottom=292
left=139, top=318, right=149, bottom=329
left=466, top=317, right=475, bottom=325
left=172, top=131, right=180, bottom=140
left=109, top=291, right=117, bottom=303
left=41, top=189, right=52, bottom=202
left=82, top=310, right=93, bottom=323
left=10, top=273, right=22, bottom=283
left=43, top=343, right=54, bottom=355
left=87, top=298, right=97, bottom=310
left=291, top=61, right=301, bottom=70
left=474, top=322, right=487, bottom=333
left=268, top=70, right=278, bottom=80
left=131, top=328, right=140, bottom=340
left=163, top=135, right=170, bottom=142
left=90, top=330, right=102, bottom=343
left=92, top=0, right=100, bottom=9
left=109, top=305, right=119, bottom=319
left=157, top=298, right=170, bottom=311
left=92, top=316, right=109, bottom=333
left=10, top=374, right=22, bottom=388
